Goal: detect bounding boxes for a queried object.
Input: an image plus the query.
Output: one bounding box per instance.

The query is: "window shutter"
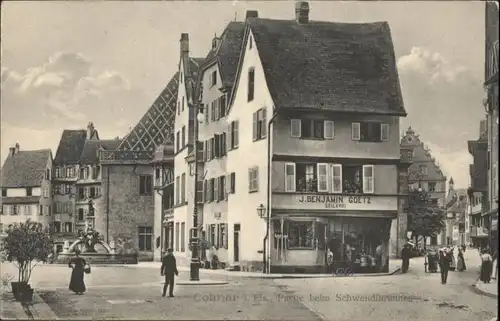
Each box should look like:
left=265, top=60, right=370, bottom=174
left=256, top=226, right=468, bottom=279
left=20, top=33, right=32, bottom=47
left=352, top=122, right=361, bottom=141
left=324, top=121, right=335, bottom=139
left=210, top=137, right=215, bottom=160
left=248, top=168, right=252, bottom=191
left=196, top=181, right=204, bottom=204
left=291, top=119, right=301, bottom=137
left=234, top=121, right=239, bottom=147
left=222, top=132, right=227, bottom=156
left=331, top=164, right=342, bottom=193
left=252, top=112, right=258, bottom=141
left=216, top=98, right=220, bottom=120
left=224, top=223, right=228, bottom=249
left=362, top=165, right=374, bottom=193
left=381, top=124, right=390, bottom=142
left=317, top=163, right=328, bottom=192
left=214, top=135, right=220, bottom=158
left=203, top=141, right=208, bottom=162
left=196, top=141, right=204, bottom=161
left=203, top=180, right=207, bottom=203
left=285, top=163, right=296, bottom=192
left=261, top=108, right=267, bottom=137
left=216, top=224, right=220, bottom=249
left=220, top=95, right=226, bottom=117
left=205, top=103, right=210, bottom=124
left=227, top=125, right=232, bottom=151
left=231, top=172, right=236, bottom=193
left=214, top=177, right=219, bottom=202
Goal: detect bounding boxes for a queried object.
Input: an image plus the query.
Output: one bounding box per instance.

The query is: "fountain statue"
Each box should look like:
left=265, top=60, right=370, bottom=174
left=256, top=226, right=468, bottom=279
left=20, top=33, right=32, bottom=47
left=54, top=201, right=138, bottom=265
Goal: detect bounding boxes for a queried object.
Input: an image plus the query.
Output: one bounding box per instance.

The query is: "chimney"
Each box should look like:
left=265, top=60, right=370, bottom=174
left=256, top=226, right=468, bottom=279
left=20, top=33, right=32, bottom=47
left=479, top=119, right=487, bottom=137
left=180, top=33, right=189, bottom=55
left=14, top=143, right=20, bottom=154
left=246, top=10, right=258, bottom=19
left=295, top=1, right=310, bottom=24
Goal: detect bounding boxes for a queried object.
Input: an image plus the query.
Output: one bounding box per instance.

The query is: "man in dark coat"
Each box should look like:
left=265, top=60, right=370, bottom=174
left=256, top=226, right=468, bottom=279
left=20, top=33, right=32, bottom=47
left=438, top=249, right=451, bottom=284
left=161, top=248, right=179, bottom=297
left=401, top=244, right=411, bottom=273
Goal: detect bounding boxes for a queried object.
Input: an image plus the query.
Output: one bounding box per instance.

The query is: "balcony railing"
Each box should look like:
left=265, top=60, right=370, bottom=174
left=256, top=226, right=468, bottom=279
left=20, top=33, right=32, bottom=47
left=400, top=148, right=413, bottom=163
left=99, top=150, right=153, bottom=164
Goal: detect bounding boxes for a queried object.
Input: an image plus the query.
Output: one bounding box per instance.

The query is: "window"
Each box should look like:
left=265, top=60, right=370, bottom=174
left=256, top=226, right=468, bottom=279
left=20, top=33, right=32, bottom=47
left=180, top=222, right=185, bottom=252
left=181, top=173, right=186, bottom=203
left=210, top=224, right=216, bottom=248
left=26, top=187, right=32, bottom=196
left=342, top=165, right=363, bottom=194
left=419, top=165, right=428, bottom=176
left=78, top=187, right=85, bottom=200
left=182, top=97, right=185, bottom=112
left=39, top=205, right=43, bottom=215
left=175, top=176, right=180, bottom=205
left=55, top=168, right=61, bottom=178
left=11, top=205, right=18, bottom=215
left=24, top=205, right=31, bottom=215
left=290, top=119, right=301, bottom=138
left=219, top=223, right=228, bottom=249
left=1, top=189, right=6, bottom=197
left=296, top=163, right=316, bottom=192
left=302, top=119, right=324, bottom=139
left=175, top=223, right=180, bottom=251
left=182, top=126, right=186, bottom=148
left=53, top=222, right=61, bottom=233
left=362, top=165, right=374, bottom=193
left=43, top=186, right=49, bottom=198
left=214, top=177, right=219, bottom=202
left=248, top=167, right=259, bottom=192
left=285, top=163, right=296, bottom=192
left=138, top=226, right=153, bottom=251
left=64, top=222, right=73, bottom=233
left=78, top=208, right=84, bottom=221
left=288, top=220, right=314, bottom=249
left=228, top=121, right=239, bottom=149
left=80, top=167, right=86, bottom=179
left=176, top=131, right=180, bottom=152
left=252, top=108, right=266, bottom=141
left=210, top=70, right=217, bottom=87
left=139, top=175, right=152, bottom=195
left=248, top=68, right=255, bottom=102
left=351, top=122, right=388, bottom=143
left=249, top=35, right=253, bottom=49
left=428, top=182, right=436, bottom=192
left=155, top=168, right=161, bottom=181
left=45, top=169, right=51, bottom=180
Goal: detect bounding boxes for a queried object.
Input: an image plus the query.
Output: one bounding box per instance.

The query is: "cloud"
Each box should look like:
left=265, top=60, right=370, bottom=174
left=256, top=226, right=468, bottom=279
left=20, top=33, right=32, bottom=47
left=397, top=47, right=485, bottom=188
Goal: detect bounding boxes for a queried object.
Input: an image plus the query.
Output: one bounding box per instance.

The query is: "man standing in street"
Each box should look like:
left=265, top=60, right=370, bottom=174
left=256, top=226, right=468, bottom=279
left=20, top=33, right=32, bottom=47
left=438, top=248, right=451, bottom=284
left=401, top=244, right=411, bottom=273
left=161, top=248, right=179, bottom=297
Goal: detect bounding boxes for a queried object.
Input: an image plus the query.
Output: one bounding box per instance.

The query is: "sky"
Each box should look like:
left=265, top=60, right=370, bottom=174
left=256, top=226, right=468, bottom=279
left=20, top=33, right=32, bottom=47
left=0, top=1, right=488, bottom=189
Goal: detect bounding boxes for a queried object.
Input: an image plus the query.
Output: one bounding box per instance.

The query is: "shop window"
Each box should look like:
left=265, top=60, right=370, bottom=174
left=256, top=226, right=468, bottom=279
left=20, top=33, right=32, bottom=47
left=287, top=220, right=314, bottom=249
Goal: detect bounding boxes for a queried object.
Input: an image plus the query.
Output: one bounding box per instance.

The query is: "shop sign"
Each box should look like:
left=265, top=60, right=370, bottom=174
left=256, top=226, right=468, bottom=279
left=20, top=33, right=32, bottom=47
left=274, top=194, right=398, bottom=211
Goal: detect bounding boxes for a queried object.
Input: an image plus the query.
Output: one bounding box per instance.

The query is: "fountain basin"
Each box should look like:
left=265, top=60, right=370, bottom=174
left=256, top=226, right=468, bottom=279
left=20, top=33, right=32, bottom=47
left=55, top=252, right=138, bottom=265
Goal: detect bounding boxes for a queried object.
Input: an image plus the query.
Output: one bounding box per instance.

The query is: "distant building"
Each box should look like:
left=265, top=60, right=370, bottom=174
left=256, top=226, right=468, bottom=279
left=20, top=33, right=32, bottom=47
left=483, top=1, right=499, bottom=252
left=99, top=68, right=182, bottom=261
left=445, top=179, right=468, bottom=246
left=51, top=123, right=99, bottom=253
left=467, top=120, right=488, bottom=248
left=400, top=127, right=447, bottom=246
left=1, top=144, right=53, bottom=241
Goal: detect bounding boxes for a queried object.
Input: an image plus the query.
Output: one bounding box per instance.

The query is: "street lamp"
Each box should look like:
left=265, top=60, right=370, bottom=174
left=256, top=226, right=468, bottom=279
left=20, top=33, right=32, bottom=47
left=189, top=103, right=204, bottom=282
left=257, top=204, right=266, bottom=219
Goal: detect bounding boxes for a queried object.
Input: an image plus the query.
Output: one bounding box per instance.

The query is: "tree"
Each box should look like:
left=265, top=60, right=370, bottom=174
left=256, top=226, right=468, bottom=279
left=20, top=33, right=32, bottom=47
left=2, top=219, right=53, bottom=283
left=407, top=188, right=446, bottom=249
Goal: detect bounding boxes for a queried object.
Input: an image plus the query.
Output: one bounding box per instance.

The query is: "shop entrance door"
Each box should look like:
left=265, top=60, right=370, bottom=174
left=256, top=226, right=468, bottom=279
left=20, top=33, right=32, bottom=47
left=316, top=221, right=327, bottom=268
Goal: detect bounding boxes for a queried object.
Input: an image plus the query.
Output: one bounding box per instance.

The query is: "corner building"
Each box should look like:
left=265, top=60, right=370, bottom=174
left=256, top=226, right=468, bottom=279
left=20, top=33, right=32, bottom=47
left=192, top=2, right=408, bottom=273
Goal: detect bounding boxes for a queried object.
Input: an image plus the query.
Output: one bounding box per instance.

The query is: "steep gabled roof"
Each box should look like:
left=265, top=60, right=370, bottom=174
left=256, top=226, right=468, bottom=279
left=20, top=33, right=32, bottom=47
left=232, top=18, right=405, bottom=115
left=195, top=22, right=245, bottom=99
left=53, top=130, right=87, bottom=165
left=80, top=139, right=121, bottom=165
left=1, top=149, right=52, bottom=187
left=117, top=73, right=179, bottom=152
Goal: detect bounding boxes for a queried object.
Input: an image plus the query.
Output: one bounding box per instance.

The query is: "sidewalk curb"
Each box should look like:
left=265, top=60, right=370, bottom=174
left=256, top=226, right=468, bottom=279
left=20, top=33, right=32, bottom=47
left=471, top=282, right=498, bottom=299
left=21, top=291, right=60, bottom=320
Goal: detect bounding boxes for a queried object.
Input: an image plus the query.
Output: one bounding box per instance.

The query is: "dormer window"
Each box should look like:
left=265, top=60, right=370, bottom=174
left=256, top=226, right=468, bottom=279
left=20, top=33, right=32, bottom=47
left=212, top=37, right=220, bottom=50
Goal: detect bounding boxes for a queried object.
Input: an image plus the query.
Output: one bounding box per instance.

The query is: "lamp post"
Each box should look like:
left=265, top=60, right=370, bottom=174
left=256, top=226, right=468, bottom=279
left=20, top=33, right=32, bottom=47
left=257, top=204, right=267, bottom=272
left=189, top=104, right=205, bottom=281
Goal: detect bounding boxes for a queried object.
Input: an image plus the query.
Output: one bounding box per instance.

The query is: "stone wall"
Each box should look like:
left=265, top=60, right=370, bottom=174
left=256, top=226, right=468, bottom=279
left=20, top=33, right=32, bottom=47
left=100, top=164, right=155, bottom=260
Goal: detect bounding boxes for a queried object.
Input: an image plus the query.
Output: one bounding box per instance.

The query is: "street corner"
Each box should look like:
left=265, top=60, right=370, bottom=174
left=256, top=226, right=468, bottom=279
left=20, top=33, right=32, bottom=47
left=473, top=280, right=498, bottom=299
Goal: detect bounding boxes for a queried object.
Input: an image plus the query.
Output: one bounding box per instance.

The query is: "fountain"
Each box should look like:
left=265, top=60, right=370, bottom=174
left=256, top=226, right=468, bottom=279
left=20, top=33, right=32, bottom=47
left=55, top=202, right=137, bottom=264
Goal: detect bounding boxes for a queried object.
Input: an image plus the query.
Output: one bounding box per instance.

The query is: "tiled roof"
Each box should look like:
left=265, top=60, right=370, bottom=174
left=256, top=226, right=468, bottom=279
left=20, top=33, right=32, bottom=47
left=117, top=73, right=179, bottom=152
left=1, top=149, right=51, bottom=188
left=1, top=196, right=41, bottom=204
left=118, top=58, right=202, bottom=153
left=80, top=139, right=121, bottom=164
left=242, top=18, right=405, bottom=115
left=53, top=130, right=87, bottom=165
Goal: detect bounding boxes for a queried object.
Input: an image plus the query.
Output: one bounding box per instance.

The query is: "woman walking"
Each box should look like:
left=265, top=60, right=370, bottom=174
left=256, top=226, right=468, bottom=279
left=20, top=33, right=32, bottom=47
left=68, top=249, right=89, bottom=294
left=457, top=248, right=466, bottom=271
left=480, top=249, right=493, bottom=284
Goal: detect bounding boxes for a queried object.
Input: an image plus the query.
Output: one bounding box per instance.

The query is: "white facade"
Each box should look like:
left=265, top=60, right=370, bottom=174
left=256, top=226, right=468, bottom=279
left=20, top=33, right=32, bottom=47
left=224, top=29, right=275, bottom=267
left=3, top=187, right=42, bottom=197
